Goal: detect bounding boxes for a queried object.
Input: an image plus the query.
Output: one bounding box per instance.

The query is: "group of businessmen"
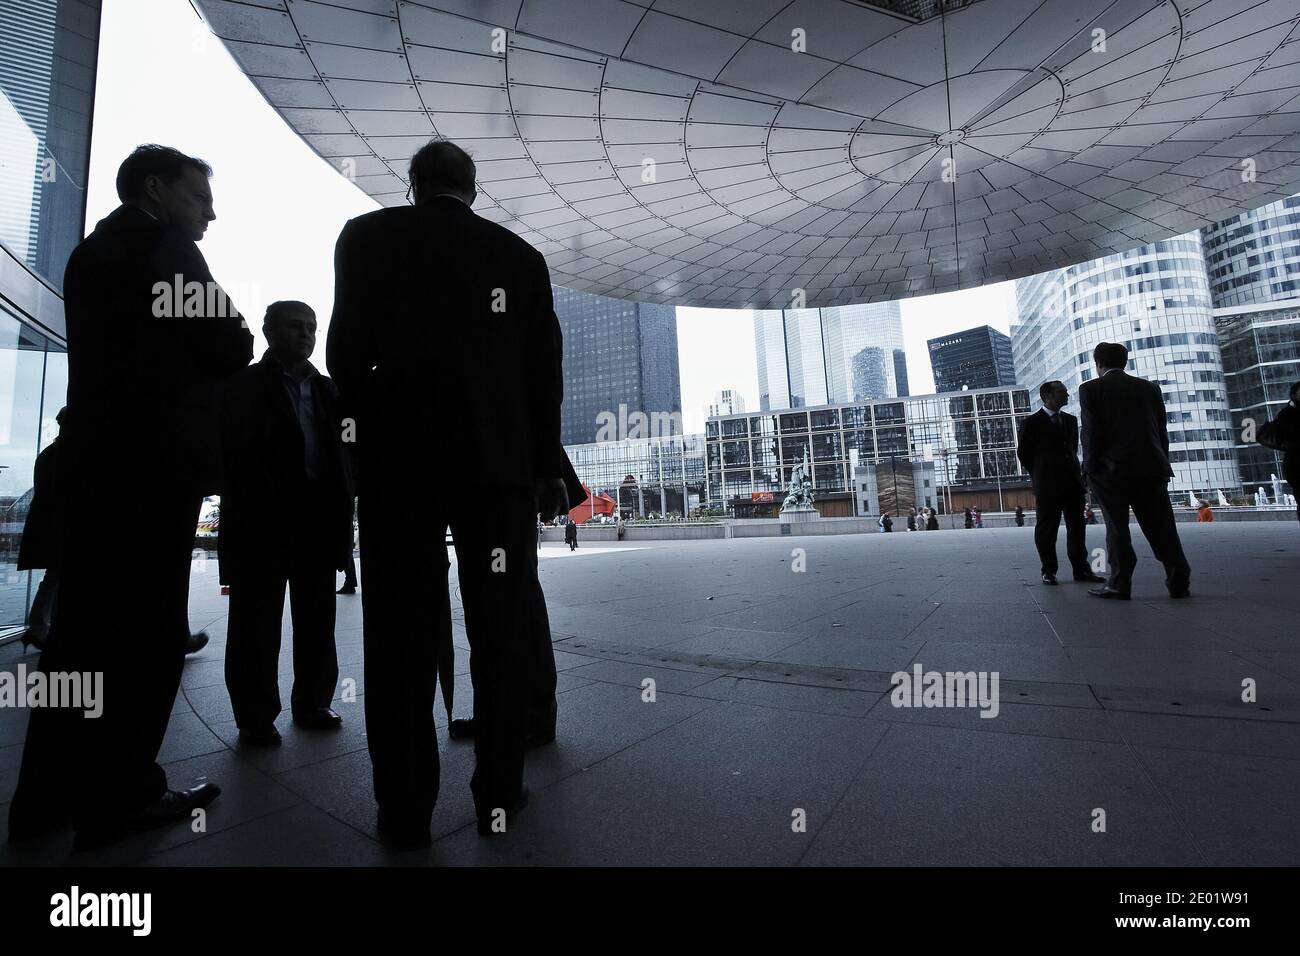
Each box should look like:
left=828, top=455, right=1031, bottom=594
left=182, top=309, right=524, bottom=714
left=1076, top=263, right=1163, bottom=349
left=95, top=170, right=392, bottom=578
left=8, top=139, right=578, bottom=851
left=1017, top=341, right=1192, bottom=600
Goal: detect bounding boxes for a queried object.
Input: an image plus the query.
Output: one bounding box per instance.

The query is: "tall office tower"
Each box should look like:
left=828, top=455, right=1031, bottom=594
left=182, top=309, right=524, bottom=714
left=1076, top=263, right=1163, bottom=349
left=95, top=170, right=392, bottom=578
left=1012, top=234, right=1240, bottom=496
left=707, top=388, right=746, bottom=419
left=1201, top=194, right=1300, bottom=489
left=753, top=303, right=907, bottom=411
left=821, top=301, right=908, bottom=401
left=552, top=287, right=681, bottom=446
left=927, top=325, right=1016, bottom=393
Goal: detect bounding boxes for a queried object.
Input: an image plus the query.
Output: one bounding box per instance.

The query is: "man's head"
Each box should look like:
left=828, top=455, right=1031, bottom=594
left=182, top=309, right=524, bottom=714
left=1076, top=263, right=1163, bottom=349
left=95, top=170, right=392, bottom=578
left=116, top=145, right=215, bottom=241
left=1093, top=341, right=1128, bottom=375
left=263, top=301, right=317, bottom=365
left=408, top=140, right=476, bottom=206
left=1290, top=380, right=1299, bottom=403
left=1039, top=380, right=1068, bottom=412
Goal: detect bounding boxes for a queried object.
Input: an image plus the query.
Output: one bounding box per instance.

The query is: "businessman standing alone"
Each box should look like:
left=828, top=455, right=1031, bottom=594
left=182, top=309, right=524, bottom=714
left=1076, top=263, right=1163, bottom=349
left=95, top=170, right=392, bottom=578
left=1079, top=342, right=1191, bottom=600
left=1017, top=381, right=1105, bottom=586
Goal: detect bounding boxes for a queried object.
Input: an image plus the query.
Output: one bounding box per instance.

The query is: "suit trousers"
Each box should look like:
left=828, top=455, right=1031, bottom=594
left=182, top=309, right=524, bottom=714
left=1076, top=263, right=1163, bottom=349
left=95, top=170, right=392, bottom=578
left=359, top=475, right=536, bottom=828
left=9, top=481, right=200, bottom=836
left=225, top=560, right=339, bottom=729
left=1034, top=491, right=1090, bottom=577
left=1090, top=474, right=1191, bottom=595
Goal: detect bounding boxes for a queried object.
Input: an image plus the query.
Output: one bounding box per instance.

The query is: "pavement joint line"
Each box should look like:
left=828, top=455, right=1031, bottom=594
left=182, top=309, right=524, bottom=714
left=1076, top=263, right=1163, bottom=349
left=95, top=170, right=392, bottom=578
left=792, top=720, right=895, bottom=867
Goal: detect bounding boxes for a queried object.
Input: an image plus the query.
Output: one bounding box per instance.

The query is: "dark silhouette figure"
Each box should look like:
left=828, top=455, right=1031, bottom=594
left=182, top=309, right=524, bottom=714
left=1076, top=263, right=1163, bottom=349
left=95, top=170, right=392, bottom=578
left=1014, top=505, right=1024, bottom=527
left=906, top=508, right=916, bottom=531
left=1080, top=342, right=1191, bottom=600
left=219, top=302, right=353, bottom=746
left=565, top=520, right=579, bottom=550
left=964, top=508, right=974, bottom=529
left=1017, top=381, right=1104, bottom=586
left=17, top=408, right=66, bottom=650
left=1273, top=381, right=1300, bottom=521
left=8, top=145, right=252, bottom=850
left=338, top=499, right=358, bottom=593
left=926, top=510, right=939, bottom=531
left=327, top=140, right=566, bottom=846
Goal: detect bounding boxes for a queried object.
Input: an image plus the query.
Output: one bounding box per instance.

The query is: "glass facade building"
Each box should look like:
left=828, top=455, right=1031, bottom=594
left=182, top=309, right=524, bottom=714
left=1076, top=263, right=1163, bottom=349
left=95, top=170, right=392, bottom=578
left=704, top=386, right=1031, bottom=513
left=0, top=0, right=99, bottom=636
left=565, top=434, right=706, bottom=518
left=753, top=302, right=907, bottom=411
left=553, top=286, right=681, bottom=446
left=926, top=325, right=1015, bottom=393
left=1012, top=234, right=1241, bottom=499
left=1202, top=194, right=1300, bottom=491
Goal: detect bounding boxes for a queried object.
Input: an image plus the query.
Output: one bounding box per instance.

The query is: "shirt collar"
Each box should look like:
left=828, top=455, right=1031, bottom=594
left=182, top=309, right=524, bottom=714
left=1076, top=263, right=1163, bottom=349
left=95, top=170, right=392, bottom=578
left=263, top=349, right=318, bottom=382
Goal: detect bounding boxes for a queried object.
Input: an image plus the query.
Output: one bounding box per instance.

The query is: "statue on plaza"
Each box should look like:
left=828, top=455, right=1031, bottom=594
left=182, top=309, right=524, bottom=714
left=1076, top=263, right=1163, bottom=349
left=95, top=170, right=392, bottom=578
left=781, top=450, right=815, bottom=512
left=1216, top=489, right=1229, bottom=508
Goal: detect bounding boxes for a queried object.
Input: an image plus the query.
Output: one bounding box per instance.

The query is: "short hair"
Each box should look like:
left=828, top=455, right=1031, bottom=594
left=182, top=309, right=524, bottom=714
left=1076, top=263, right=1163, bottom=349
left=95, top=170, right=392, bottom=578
left=264, top=300, right=315, bottom=326
left=409, top=140, right=475, bottom=197
left=116, top=144, right=212, bottom=202
left=1093, top=341, right=1128, bottom=370
left=1290, top=380, right=1300, bottom=398
left=1039, top=381, right=1064, bottom=401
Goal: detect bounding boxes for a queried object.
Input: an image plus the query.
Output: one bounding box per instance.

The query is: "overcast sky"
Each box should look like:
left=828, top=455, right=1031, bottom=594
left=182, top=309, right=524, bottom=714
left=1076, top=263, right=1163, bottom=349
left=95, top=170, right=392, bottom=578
left=92, top=0, right=1021, bottom=436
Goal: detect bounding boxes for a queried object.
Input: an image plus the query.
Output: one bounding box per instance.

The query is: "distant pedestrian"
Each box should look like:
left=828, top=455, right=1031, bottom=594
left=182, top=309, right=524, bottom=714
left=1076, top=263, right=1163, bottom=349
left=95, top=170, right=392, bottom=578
left=1014, top=505, right=1025, bottom=527
left=616, top=515, right=626, bottom=541
left=565, top=519, right=578, bottom=550
left=926, top=509, right=939, bottom=531
left=964, top=508, right=974, bottom=529
left=1263, top=380, right=1299, bottom=522
left=878, top=513, right=893, bottom=533
left=906, top=508, right=917, bottom=531
left=537, top=517, right=544, bottom=550
left=1085, top=504, right=1098, bottom=525
left=974, top=507, right=984, bottom=528
left=1196, top=500, right=1214, bottom=522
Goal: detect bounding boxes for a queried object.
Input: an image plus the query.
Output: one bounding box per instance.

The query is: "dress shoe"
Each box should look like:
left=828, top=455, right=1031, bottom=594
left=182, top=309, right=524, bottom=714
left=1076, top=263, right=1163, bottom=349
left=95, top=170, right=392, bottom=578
left=293, top=707, right=343, bottom=730
left=477, top=785, right=529, bottom=837
left=448, top=718, right=555, bottom=751
left=1168, top=587, right=1191, bottom=599
left=184, top=630, right=209, bottom=655
left=1073, top=571, right=1107, bottom=583
left=240, top=725, right=282, bottom=746
left=377, top=809, right=431, bottom=850
left=73, top=783, right=221, bottom=851
left=336, top=585, right=356, bottom=595
left=1088, top=587, right=1131, bottom=600
left=1041, top=573, right=1058, bottom=585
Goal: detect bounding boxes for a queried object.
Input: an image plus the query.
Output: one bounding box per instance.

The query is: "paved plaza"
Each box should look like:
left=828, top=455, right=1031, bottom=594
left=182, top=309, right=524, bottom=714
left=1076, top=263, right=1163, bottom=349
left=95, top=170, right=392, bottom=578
left=2, top=521, right=1298, bottom=866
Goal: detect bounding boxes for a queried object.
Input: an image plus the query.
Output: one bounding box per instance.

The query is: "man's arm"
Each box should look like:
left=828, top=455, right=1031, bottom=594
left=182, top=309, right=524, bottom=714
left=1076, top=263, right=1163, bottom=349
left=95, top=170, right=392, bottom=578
left=1150, top=383, right=1170, bottom=458
left=523, top=252, right=563, bottom=480
left=1079, top=382, right=1098, bottom=476
left=326, top=220, right=376, bottom=414
left=1016, top=415, right=1035, bottom=473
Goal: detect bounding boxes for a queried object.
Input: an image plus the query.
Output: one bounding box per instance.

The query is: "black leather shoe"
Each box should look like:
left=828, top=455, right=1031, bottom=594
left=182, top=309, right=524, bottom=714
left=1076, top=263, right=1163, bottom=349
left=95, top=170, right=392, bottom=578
left=336, top=586, right=356, bottom=595
left=1041, top=573, right=1058, bottom=585
left=240, top=725, right=282, bottom=746
left=1074, top=571, right=1107, bottom=583
left=184, top=630, right=209, bottom=655
left=377, top=809, right=431, bottom=850
left=1088, top=587, right=1131, bottom=600
left=448, top=717, right=475, bottom=740
left=1169, top=587, right=1191, bottom=599
left=74, top=783, right=221, bottom=851
left=477, top=785, right=529, bottom=837
left=293, top=707, right=343, bottom=730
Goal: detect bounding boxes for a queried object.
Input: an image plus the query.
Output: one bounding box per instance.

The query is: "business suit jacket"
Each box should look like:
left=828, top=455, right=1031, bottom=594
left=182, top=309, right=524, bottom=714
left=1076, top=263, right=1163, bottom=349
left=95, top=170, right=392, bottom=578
left=1017, top=408, right=1085, bottom=501
left=218, top=351, right=354, bottom=582
left=1079, top=369, right=1174, bottom=486
left=62, top=204, right=253, bottom=496
left=326, top=195, right=563, bottom=489
left=17, top=437, right=62, bottom=571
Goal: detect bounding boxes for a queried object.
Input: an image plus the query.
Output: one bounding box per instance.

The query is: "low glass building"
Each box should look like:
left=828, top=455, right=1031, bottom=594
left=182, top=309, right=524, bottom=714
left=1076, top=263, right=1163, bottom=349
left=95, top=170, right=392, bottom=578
left=704, top=386, right=1033, bottom=516
left=565, top=434, right=707, bottom=519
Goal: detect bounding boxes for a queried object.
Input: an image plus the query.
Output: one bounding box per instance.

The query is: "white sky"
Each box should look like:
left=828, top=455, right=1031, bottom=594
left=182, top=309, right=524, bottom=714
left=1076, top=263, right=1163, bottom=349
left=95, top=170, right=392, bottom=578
left=93, top=0, right=1019, bottom=435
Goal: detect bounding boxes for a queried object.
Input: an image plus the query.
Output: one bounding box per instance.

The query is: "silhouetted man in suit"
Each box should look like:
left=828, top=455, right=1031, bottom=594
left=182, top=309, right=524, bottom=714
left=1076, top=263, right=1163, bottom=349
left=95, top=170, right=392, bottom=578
left=327, top=140, right=567, bottom=846
left=1017, top=381, right=1106, bottom=586
left=220, top=301, right=353, bottom=746
left=8, top=145, right=252, bottom=849
left=1079, top=342, right=1191, bottom=600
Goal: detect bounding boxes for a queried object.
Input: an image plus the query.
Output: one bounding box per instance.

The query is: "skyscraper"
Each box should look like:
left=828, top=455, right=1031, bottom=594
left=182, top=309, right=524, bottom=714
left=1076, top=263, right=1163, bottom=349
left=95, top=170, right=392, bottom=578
left=927, top=326, right=1016, bottom=393
left=706, top=388, right=746, bottom=419
left=1012, top=234, right=1240, bottom=497
left=1202, top=194, right=1300, bottom=490
left=552, top=286, right=682, bottom=446
left=752, top=303, right=907, bottom=411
